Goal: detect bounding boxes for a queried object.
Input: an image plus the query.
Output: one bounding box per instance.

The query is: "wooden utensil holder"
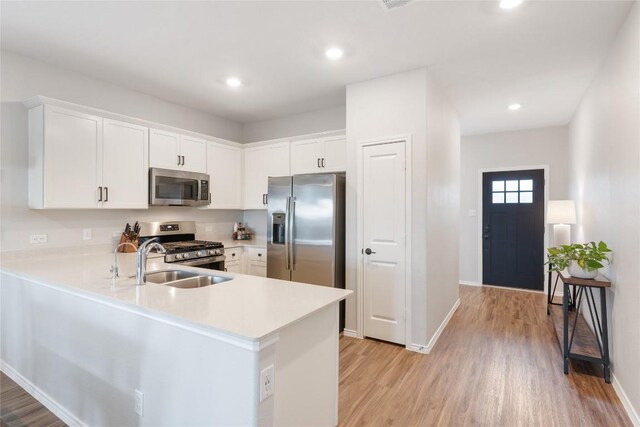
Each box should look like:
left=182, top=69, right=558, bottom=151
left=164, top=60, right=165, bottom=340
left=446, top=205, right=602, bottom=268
left=118, top=233, right=139, bottom=253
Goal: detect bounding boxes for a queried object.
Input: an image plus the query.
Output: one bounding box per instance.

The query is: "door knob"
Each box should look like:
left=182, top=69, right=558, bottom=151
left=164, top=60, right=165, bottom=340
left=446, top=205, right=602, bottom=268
left=364, top=248, right=376, bottom=255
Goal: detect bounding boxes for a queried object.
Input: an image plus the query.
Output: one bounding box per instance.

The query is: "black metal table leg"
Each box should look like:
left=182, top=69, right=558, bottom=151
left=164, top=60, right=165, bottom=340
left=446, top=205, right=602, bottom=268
left=563, top=282, right=569, bottom=375
left=600, top=287, right=611, bottom=383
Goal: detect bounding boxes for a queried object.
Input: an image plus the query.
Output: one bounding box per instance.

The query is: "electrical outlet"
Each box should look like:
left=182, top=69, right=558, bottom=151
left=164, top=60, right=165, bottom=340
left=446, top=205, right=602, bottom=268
left=468, top=209, right=477, bottom=217
left=134, top=390, right=144, bottom=416
left=82, top=229, right=92, bottom=241
left=260, top=364, right=275, bottom=402
left=29, top=234, right=47, bottom=244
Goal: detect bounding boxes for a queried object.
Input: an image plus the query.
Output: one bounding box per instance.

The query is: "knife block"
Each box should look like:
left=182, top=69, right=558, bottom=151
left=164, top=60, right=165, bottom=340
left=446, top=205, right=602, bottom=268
left=117, top=233, right=139, bottom=253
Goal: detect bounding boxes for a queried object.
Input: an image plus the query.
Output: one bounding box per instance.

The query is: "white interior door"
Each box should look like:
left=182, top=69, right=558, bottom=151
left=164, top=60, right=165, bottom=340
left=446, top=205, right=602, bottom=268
left=362, top=141, right=406, bottom=345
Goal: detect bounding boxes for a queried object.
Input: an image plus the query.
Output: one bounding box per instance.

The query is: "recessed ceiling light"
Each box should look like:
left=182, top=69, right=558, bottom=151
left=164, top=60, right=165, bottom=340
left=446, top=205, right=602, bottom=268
left=508, top=103, right=522, bottom=111
left=225, top=77, right=242, bottom=88
left=325, top=47, right=344, bottom=60
left=500, top=0, right=523, bottom=9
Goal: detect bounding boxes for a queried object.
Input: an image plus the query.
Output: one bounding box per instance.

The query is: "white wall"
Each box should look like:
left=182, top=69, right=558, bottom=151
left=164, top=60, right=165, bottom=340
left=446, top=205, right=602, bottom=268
left=568, top=3, right=640, bottom=422
left=346, top=68, right=460, bottom=348
left=241, top=105, right=345, bottom=143
left=0, top=51, right=244, bottom=252
left=460, top=126, right=570, bottom=283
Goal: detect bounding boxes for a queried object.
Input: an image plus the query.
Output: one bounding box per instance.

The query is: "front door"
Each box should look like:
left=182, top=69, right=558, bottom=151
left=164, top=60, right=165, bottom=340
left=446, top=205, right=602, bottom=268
left=362, top=142, right=406, bottom=344
left=482, top=169, right=545, bottom=290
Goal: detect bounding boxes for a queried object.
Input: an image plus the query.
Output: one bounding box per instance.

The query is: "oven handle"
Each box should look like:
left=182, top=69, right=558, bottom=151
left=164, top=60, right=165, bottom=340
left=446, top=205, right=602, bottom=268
left=174, top=255, right=226, bottom=267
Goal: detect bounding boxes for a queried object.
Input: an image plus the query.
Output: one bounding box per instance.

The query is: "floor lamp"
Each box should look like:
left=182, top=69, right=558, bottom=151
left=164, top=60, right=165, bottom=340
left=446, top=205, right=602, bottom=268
left=548, top=200, right=576, bottom=247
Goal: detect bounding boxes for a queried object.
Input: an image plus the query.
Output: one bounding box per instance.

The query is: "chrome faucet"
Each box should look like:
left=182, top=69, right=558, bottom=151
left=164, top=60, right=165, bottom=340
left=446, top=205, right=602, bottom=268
left=136, top=238, right=166, bottom=285
left=111, top=242, right=137, bottom=280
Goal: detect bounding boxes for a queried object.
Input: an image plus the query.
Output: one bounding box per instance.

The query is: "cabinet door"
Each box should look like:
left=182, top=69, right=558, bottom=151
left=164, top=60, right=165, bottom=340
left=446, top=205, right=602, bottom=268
left=247, top=260, right=267, bottom=277
left=291, top=139, right=322, bottom=174
left=180, top=135, right=207, bottom=173
left=322, top=136, right=347, bottom=172
left=225, top=260, right=242, bottom=274
left=43, top=105, right=102, bottom=208
left=102, top=119, right=149, bottom=209
left=265, top=143, right=291, bottom=178
left=149, top=129, right=180, bottom=170
left=207, top=142, right=242, bottom=209
left=243, top=147, right=269, bottom=209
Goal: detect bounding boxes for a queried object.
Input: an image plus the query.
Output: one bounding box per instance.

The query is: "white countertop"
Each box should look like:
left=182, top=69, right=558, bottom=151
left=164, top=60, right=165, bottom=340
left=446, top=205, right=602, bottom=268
left=0, top=248, right=350, bottom=343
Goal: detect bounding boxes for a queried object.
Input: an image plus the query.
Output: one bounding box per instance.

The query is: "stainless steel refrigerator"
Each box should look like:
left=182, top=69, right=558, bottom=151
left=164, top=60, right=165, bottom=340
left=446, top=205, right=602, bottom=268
left=267, top=173, right=345, bottom=293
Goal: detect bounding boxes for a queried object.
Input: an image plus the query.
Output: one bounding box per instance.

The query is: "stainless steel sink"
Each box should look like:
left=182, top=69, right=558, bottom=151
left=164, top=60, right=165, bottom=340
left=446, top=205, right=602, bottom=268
left=143, top=269, right=200, bottom=284
left=162, top=275, right=233, bottom=289
left=140, top=269, right=232, bottom=288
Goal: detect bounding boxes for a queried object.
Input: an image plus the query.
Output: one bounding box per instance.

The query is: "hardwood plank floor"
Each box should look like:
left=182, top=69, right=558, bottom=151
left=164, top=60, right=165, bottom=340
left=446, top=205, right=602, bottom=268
left=0, top=372, right=65, bottom=427
left=0, top=285, right=630, bottom=426
left=339, top=285, right=631, bottom=427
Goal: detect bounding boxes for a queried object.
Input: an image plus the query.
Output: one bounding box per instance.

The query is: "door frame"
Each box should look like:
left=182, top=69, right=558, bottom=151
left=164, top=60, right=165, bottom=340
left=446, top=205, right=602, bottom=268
left=477, top=165, right=550, bottom=293
left=356, top=135, right=413, bottom=349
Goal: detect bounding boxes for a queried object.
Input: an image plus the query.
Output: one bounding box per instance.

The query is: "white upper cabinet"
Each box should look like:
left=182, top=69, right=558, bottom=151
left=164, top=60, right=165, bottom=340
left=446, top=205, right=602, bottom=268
left=206, top=142, right=242, bottom=209
left=321, top=136, right=347, bottom=172
left=180, top=135, right=207, bottom=173
left=291, top=139, right=323, bottom=174
left=290, top=136, right=346, bottom=174
left=33, top=105, right=103, bottom=209
left=149, top=129, right=207, bottom=173
left=243, top=142, right=290, bottom=209
left=149, top=129, right=180, bottom=170
left=28, top=104, right=149, bottom=209
left=102, top=119, right=149, bottom=209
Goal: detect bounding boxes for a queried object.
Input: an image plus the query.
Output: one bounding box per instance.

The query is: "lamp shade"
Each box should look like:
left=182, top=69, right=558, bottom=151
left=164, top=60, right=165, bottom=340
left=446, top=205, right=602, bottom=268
left=547, top=200, right=576, bottom=224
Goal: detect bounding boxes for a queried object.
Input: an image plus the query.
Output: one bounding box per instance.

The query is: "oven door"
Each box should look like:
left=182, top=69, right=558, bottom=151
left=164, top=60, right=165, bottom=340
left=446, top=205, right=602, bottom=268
left=150, top=168, right=210, bottom=207
left=176, top=255, right=226, bottom=271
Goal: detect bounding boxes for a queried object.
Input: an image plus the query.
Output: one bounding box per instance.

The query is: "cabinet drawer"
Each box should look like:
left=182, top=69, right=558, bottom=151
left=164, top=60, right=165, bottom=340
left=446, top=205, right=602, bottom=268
left=246, top=247, right=266, bottom=262
left=225, top=247, right=243, bottom=260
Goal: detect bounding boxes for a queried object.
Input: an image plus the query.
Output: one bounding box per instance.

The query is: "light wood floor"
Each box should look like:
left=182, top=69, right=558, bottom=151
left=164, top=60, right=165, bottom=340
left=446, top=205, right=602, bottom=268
left=0, top=285, right=631, bottom=426
left=339, top=285, right=631, bottom=426
left=0, top=372, right=65, bottom=427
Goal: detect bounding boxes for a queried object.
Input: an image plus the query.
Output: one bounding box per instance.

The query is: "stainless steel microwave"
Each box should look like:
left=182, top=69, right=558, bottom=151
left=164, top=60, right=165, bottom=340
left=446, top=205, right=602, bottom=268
left=149, top=168, right=210, bottom=207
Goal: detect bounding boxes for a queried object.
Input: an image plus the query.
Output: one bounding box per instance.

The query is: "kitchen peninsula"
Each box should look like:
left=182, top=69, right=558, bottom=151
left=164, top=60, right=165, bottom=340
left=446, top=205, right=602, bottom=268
left=0, top=248, right=350, bottom=426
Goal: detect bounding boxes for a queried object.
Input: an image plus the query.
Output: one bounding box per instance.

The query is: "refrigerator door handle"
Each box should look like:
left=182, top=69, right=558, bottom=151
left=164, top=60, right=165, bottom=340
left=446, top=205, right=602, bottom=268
left=285, top=196, right=291, bottom=271
left=289, top=196, right=296, bottom=270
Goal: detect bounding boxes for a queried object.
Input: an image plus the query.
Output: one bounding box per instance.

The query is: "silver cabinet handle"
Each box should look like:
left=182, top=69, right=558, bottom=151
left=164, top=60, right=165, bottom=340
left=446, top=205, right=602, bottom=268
left=181, top=155, right=185, bottom=166
left=322, top=158, right=326, bottom=168
left=98, top=186, right=103, bottom=202
left=177, top=155, right=181, bottom=166
left=104, top=187, right=109, bottom=202
left=317, top=158, right=321, bottom=168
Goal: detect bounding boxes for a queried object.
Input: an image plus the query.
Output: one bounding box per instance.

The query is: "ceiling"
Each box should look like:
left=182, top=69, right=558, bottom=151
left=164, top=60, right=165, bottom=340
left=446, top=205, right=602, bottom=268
left=0, top=1, right=633, bottom=135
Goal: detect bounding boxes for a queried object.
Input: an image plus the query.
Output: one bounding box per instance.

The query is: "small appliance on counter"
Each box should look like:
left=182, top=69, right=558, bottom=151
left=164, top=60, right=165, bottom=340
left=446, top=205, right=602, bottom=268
left=139, top=221, right=226, bottom=271
left=232, top=222, right=252, bottom=241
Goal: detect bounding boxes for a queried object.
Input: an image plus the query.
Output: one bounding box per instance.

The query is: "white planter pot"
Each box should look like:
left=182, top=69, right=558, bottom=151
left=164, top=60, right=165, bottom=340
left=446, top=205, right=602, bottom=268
left=568, top=261, right=598, bottom=279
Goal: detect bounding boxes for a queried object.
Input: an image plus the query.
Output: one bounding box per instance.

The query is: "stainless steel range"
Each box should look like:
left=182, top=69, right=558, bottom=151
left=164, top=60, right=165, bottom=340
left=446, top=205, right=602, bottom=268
left=138, top=221, right=225, bottom=271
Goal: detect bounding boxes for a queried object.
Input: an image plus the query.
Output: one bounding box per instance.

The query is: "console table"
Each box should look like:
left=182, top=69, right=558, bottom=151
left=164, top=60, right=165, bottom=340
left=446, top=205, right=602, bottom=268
left=547, top=266, right=612, bottom=383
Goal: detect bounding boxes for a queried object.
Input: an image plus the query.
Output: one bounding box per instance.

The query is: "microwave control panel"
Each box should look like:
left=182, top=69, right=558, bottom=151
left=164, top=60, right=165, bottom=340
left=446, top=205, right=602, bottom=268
left=201, top=180, right=209, bottom=201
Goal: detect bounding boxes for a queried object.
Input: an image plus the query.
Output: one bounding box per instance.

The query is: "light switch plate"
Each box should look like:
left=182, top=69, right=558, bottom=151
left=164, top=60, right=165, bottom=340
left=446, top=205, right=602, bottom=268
left=29, top=234, right=47, bottom=244
left=83, top=229, right=92, bottom=240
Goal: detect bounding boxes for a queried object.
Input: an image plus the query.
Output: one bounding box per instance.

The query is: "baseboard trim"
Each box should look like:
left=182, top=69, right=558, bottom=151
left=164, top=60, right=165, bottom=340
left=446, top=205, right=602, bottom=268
left=407, top=343, right=428, bottom=354
left=342, top=328, right=361, bottom=339
left=1, top=361, right=84, bottom=427
left=459, top=281, right=482, bottom=287
left=482, top=284, right=545, bottom=294
left=423, top=298, right=460, bottom=354
left=612, top=374, right=640, bottom=427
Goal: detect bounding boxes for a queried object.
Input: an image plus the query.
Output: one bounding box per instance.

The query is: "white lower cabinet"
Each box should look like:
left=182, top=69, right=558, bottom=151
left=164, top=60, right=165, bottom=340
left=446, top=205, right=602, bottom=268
left=224, top=246, right=266, bottom=277
left=246, top=261, right=267, bottom=277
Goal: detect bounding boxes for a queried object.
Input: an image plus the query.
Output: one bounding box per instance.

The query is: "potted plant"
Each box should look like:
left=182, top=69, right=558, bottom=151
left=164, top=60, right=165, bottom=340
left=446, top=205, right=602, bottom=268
left=546, top=241, right=611, bottom=279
